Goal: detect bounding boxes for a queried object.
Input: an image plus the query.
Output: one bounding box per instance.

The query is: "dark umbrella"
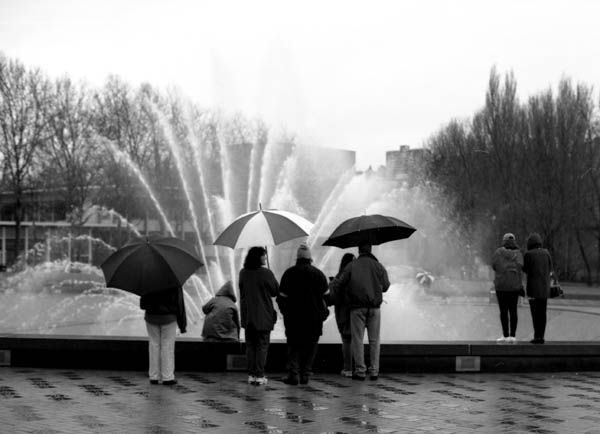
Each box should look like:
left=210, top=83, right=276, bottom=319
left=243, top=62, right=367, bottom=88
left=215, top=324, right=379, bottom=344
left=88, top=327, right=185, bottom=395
left=322, top=214, right=417, bottom=248
left=101, top=235, right=203, bottom=296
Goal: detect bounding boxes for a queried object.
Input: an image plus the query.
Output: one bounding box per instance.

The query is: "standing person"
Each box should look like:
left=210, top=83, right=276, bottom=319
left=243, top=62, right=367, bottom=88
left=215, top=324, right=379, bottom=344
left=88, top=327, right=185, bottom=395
left=201, top=280, right=240, bottom=342
left=491, top=233, right=524, bottom=343
left=239, top=246, right=279, bottom=385
left=523, top=233, right=553, bottom=344
left=140, top=286, right=187, bottom=385
left=325, top=253, right=356, bottom=378
left=277, top=243, right=329, bottom=385
left=333, top=241, right=390, bottom=381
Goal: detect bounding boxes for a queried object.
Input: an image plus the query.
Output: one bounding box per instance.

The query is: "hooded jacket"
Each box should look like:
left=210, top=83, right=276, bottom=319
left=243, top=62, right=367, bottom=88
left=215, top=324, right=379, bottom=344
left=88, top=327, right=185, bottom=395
left=201, top=281, right=240, bottom=341
left=523, top=233, right=553, bottom=299
left=277, top=258, right=329, bottom=342
left=333, top=253, right=390, bottom=309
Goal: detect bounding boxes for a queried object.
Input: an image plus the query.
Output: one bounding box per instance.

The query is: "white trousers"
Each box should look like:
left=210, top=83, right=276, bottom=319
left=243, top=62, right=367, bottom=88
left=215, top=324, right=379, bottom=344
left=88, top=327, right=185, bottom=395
left=146, top=321, right=177, bottom=381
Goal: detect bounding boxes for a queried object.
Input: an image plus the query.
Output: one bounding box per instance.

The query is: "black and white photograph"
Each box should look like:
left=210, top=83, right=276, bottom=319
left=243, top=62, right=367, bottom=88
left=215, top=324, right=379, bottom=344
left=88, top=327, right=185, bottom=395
left=2, top=0, right=600, bottom=432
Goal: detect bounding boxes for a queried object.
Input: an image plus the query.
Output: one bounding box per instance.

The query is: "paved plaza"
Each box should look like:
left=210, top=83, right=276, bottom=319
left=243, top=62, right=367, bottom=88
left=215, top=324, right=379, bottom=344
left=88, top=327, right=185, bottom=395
left=2, top=367, right=600, bottom=433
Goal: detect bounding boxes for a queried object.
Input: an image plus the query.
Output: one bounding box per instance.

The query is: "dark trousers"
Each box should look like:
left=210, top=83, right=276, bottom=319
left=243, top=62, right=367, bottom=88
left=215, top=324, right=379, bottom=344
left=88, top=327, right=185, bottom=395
left=286, top=339, right=319, bottom=378
left=496, top=291, right=519, bottom=337
left=245, top=329, right=270, bottom=377
left=529, top=298, right=548, bottom=340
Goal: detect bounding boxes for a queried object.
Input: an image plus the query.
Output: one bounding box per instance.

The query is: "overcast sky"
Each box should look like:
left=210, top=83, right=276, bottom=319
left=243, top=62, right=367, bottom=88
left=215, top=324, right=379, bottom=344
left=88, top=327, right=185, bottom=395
left=1, top=0, right=600, bottom=169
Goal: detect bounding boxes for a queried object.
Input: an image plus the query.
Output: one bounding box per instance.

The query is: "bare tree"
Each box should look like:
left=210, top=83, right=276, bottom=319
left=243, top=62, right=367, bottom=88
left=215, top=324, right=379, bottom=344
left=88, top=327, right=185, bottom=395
left=0, top=55, right=48, bottom=262
left=40, top=76, right=101, bottom=227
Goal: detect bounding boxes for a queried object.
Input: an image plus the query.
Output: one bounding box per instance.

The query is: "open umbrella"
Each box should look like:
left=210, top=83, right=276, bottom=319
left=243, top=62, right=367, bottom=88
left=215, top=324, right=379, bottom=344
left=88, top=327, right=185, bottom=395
left=101, top=235, right=203, bottom=296
left=213, top=207, right=313, bottom=249
left=322, top=214, right=416, bottom=248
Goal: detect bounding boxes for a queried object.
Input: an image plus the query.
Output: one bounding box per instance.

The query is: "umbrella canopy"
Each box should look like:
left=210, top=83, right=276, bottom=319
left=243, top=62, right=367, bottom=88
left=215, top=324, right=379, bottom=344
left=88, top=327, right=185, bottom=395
left=322, top=214, right=417, bottom=248
left=101, top=235, right=203, bottom=296
left=213, top=208, right=313, bottom=249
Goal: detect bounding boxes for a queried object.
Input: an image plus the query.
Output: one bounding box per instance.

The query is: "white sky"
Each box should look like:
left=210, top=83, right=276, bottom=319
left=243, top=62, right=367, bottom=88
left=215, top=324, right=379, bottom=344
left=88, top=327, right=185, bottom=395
left=1, top=0, right=600, bottom=169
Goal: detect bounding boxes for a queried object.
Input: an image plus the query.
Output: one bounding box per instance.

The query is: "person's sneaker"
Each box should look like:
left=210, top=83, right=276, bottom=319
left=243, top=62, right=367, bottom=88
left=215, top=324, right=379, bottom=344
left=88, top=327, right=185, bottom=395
left=283, top=376, right=298, bottom=385
left=247, top=376, right=256, bottom=384
left=496, top=336, right=507, bottom=343
left=254, top=377, right=268, bottom=385
left=352, top=374, right=366, bottom=381
left=299, top=375, right=309, bottom=385
left=506, top=336, right=517, bottom=343
left=530, top=338, right=545, bottom=344
left=162, top=379, right=177, bottom=386
left=149, top=380, right=159, bottom=385
left=369, top=375, right=379, bottom=381
left=341, top=370, right=353, bottom=378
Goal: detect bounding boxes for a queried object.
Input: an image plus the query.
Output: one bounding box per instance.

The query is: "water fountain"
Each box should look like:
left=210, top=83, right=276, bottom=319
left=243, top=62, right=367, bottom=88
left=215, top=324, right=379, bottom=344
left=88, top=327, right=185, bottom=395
left=1, top=100, right=598, bottom=342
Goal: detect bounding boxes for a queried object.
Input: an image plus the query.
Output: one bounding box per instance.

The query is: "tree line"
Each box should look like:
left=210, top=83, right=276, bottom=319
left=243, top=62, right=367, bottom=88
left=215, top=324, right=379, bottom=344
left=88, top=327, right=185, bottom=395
left=3, top=54, right=600, bottom=283
left=426, top=67, right=600, bottom=284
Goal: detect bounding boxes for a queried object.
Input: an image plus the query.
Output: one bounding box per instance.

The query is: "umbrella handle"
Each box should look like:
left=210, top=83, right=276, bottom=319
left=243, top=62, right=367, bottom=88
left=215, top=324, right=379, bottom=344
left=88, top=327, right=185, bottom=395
left=265, top=245, right=270, bottom=269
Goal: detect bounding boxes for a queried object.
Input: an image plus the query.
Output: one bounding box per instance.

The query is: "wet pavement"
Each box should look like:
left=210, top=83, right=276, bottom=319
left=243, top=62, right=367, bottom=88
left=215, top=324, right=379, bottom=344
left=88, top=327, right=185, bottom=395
left=2, top=368, right=600, bottom=433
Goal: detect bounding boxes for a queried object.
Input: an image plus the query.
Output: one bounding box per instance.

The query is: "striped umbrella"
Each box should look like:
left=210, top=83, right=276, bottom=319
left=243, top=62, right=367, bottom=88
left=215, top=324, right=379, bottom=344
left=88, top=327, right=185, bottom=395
left=213, top=208, right=313, bottom=249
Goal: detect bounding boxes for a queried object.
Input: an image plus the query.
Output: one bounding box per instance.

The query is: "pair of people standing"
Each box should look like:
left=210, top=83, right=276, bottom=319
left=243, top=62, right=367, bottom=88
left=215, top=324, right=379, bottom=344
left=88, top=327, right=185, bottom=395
left=329, top=242, right=390, bottom=381
left=238, top=243, right=330, bottom=386
left=492, top=232, right=553, bottom=344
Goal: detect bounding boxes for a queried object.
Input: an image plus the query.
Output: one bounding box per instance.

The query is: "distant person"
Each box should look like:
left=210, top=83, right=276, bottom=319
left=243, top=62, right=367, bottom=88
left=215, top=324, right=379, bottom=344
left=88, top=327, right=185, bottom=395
left=239, top=246, right=279, bottom=385
left=277, top=243, right=329, bottom=385
left=332, top=241, right=390, bottom=381
left=325, top=253, right=356, bottom=378
left=523, top=233, right=553, bottom=344
left=201, top=280, right=240, bottom=342
left=491, top=233, right=524, bottom=343
left=140, top=286, right=187, bottom=385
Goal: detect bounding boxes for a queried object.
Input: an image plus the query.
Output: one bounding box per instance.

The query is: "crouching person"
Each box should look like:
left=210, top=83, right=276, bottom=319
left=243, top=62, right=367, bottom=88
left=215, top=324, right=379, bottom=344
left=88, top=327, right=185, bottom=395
left=202, top=280, right=240, bottom=342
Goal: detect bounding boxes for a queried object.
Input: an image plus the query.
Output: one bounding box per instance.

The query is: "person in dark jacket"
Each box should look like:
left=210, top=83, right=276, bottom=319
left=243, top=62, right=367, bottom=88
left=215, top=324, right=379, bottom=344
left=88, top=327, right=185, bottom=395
left=492, top=233, right=524, bottom=343
left=201, top=280, right=240, bottom=342
left=523, top=232, right=553, bottom=344
left=332, top=241, right=390, bottom=381
left=325, top=253, right=355, bottom=377
left=140, top=286, right=187, bottom=385
left=239, top=246, right=279, bottom=385
left=277, top=243, right=329, bottom=385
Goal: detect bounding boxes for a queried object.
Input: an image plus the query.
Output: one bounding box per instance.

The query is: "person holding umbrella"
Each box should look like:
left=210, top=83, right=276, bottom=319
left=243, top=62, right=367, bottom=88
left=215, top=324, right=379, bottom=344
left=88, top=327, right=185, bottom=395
left=239, top=246, right=279, bottom=385
left=331, top=241, right=390, bottom=381
left=101, top=235, right=203, bottom=386
left=277, top=243, right=329, bottom=386
left=140, top=286, right=186, bottom=385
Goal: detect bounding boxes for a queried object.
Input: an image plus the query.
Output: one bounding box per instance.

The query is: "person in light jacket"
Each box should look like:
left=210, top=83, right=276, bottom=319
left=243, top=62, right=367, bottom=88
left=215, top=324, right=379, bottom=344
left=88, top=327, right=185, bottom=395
left=202, top=280, right=240, bottom=342
left=492, top=233, right=524, bottom=343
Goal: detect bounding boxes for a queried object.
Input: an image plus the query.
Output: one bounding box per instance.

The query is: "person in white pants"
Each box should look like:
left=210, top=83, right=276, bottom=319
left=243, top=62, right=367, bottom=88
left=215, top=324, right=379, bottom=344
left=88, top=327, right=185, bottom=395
left=140, top=286, right=187, bottom=385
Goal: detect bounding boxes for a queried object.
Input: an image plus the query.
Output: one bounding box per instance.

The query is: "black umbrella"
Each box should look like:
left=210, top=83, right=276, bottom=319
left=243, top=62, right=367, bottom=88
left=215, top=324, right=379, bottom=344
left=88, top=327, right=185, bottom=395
left=101, top=235, right=203, bottom=296
left=322, top=214, right=417, bottom=248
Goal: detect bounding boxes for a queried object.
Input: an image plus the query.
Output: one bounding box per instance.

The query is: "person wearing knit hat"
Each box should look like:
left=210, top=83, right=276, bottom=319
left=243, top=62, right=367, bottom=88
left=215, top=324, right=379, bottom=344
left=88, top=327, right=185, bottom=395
left=492, top=232, right=523, bottom=344
left=277, top=242, right=329, bottom=385
left=297, top=243, right=312, bottom=260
